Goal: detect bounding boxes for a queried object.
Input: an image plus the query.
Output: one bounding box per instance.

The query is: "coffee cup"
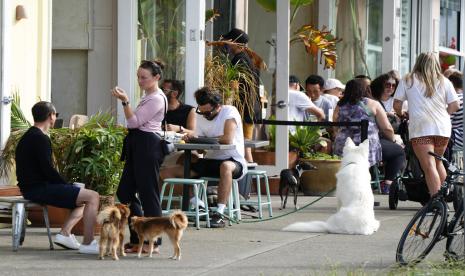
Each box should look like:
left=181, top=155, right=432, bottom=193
left=73, top=182, right=85, bottom=189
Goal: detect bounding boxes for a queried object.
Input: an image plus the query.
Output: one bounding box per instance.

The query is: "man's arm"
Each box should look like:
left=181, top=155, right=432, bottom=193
left=306, top=106, right=325, bottom=121
left=36, top=135, right=67, bottom=184
left=218, top=118, right=237, bottom=144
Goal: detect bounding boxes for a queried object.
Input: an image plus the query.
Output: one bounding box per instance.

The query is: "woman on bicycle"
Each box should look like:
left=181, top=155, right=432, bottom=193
left=393, top=52, right=459, bottom=196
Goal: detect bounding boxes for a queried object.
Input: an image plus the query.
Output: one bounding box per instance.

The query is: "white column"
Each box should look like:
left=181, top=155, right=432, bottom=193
left=0, top=0, right=12, bottom=149
left=235, top=0, right=248, bottom=31
left=116, top=0, right=137, bottom=125
left=317, top=0, right=333, bottom=79
left=274, top=0, right=290, bottom=173
left=382, top=0, right=401, bottom=72
left=184, top=1, right=205, bottom=106
left=419, top=0, right=440, bottom=53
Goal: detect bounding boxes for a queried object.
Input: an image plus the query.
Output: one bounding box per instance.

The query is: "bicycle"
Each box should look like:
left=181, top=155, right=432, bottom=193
left=396, top=151, right=464, bottom=265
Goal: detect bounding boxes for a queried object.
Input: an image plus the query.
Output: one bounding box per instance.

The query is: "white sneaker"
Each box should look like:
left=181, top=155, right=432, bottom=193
left=78, top=240, right=99, bottom=254
left=190, top=197, right=205, bottom=208
left=54, top=233, right=81, bottom=250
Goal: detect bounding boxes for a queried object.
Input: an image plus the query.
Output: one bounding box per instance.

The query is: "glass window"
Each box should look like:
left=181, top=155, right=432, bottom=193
left=334, top=0, right=383, bottom=82
left=440, top=0, right=461, bottom=50
left=137, top=0, right=186, bottom=100
left=399, top=0, right=412, bottom=76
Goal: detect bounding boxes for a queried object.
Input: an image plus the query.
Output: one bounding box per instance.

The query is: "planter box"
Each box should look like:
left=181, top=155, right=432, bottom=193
left=300, top=159, right=341, bottom=196
left=251, top=150, right=298, bottom=168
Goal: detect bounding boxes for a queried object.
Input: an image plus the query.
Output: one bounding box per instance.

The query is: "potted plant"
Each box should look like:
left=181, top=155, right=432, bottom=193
left=289, top=125, right=341, bottom=196
left=0, top=109, right=126, bottom=228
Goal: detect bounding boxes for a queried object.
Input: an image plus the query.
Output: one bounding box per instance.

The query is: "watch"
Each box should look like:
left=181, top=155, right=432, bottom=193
left=179, top=126, right=183, bottom=132
left=121, top=101, right=129, bottom=106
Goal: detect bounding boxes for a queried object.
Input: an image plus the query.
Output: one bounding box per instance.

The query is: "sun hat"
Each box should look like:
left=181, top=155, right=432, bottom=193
left=323, top=78, right=345, bottom=91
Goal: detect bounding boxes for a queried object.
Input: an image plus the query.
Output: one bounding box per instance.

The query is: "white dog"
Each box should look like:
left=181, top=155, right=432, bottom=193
left=282, top=138, right=380, bottom=235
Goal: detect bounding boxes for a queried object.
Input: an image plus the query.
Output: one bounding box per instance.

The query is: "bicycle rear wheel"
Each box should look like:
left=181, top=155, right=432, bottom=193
left=446, top=202, right=464, bottom=261
left=396, top=200, right=447, bottom=265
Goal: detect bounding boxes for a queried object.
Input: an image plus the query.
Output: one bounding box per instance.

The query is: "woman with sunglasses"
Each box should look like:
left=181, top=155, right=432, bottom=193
left=111, top=59, right=167, bottom=254
left=394, top=52, right=459, bottom=196
left=370, top=73, right=406, bottom=194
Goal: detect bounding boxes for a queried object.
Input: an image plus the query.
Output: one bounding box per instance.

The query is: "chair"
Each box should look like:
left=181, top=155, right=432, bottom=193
left=201, top=177, right=241, bottom=225
left=160, top=178, right=210, bottom=229
left=0, top=196, right=54, bottom=251
left=370, top=165, right=383, bottom=194
left=69, top=114, right=88, bottom=129
left=240, top=170, right=273, bottom=219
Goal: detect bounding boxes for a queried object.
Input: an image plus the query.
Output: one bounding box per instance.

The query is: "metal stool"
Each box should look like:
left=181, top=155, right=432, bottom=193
left=240, top=170, right=273, bottom=219
left=160, top=178, right=210, bottom=229
left=0, top=196, right=54, bottom=251
left=201, top=177, right=241, bottom=225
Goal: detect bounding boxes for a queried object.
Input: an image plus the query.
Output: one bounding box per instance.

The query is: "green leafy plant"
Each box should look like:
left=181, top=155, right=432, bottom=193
left=57, top=113, right=126, bottom=196
left=289, top=126, right=328, bottom=158
left=0, top=109, right=126, bottom=196
left=10, top=92, right=31, bottom=131
left=204, top=50, right=263, bottom=120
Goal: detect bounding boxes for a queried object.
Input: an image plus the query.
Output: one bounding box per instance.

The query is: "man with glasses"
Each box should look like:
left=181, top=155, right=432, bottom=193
left=15, top=101, right=100, bottom=254
left=161, top=87, right=247, bottom=228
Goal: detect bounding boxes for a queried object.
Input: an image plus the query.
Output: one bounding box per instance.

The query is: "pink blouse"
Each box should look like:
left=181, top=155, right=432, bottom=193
left=127, top=88, right=166, bottom=132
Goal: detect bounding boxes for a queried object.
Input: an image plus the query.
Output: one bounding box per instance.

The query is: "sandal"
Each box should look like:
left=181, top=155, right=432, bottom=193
left=124, top=243, right=160, bottom=254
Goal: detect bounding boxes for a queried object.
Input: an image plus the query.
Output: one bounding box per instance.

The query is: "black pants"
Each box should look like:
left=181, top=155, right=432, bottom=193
left=117, top=129, right=164, bottom=245
left=380, top=138, right=406, bottom=181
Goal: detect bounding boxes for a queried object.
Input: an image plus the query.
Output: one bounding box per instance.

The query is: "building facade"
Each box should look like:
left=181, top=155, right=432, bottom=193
left=1, top=0, right=464, bottom=176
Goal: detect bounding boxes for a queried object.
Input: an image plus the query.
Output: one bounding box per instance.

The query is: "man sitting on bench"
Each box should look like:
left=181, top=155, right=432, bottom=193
left=15, top=101, right=99, bottom=254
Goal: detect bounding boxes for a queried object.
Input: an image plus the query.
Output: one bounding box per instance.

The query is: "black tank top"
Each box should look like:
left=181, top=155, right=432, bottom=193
left=164, top=103, right=193, bottom=127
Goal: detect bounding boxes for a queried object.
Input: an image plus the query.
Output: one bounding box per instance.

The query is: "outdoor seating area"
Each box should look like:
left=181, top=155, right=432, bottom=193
left=0, top=0, right=464, bottom=274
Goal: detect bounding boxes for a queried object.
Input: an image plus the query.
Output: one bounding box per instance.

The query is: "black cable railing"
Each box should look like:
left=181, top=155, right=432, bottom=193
left=256, top=119, right=369, bottom=141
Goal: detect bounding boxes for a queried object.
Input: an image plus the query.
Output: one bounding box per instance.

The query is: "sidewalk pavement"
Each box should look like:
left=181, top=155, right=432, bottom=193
left=0, top=195, right=449, bottom=276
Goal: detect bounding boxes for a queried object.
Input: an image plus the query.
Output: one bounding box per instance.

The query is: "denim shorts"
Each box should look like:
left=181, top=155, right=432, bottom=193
left=21, top=183, right=81, bottom=210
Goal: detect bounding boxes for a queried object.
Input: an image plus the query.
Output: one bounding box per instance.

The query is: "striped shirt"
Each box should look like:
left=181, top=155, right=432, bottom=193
left=451, top=93, right=463, bottom=148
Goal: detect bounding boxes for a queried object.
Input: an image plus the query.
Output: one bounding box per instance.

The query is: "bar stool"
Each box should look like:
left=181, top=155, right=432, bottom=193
left=240, top=170, right=273, bottom=219
left=200, top=177, right=241, bottom=225
left=0, top=196, right=54, bottom=251
left=160, top=178, right=210, bottom=229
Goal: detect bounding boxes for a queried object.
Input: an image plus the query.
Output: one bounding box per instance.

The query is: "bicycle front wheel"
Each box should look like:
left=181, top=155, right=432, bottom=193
left=396, top=200, right=447, bottom=265
left=446, top=202, right=464, bottom=261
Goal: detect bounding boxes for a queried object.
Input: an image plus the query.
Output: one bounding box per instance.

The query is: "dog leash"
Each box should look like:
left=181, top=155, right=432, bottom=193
left=221, top=187, right=336, bottom=224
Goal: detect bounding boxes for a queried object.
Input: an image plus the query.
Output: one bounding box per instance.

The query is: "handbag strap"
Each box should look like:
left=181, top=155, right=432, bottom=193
left=162, top=95, right=168, bottom=139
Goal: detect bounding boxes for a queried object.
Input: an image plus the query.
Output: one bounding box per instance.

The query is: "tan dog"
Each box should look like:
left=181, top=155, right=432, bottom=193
left=97, top=206, right=121, bottom=260
left=130, top=211, right=188, bottom=260
left=114, top=203, right=130, bottom=257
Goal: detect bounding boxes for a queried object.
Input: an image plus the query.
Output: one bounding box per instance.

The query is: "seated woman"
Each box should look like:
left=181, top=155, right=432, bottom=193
left=370, top=73, right=407, bottom=193
left=333, top=78, right=397, bottom=192
left=162, top=79, right=195, bottom=136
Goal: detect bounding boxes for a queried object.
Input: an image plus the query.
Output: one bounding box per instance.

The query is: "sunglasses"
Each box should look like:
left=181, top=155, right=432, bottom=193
left=384, top=82, right=396, bottom=89
left=195, top=106, right=216, bottom=116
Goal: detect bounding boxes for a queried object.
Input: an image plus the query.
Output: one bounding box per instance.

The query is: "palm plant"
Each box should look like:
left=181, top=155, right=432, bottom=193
left=204, top=49, right=263, bottom=120
left=289, top=126, right=327, bottom=158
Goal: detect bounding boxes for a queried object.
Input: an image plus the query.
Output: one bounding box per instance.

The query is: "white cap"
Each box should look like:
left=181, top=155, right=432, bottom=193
left=323, top=78, right=345, bottom=91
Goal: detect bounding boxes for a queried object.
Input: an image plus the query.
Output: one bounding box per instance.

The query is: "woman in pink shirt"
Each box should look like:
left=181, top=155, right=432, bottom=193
left=111, top=60, right=167, bottom=254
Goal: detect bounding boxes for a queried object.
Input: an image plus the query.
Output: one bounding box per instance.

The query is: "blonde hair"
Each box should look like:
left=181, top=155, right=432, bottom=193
left=405, top=52, right=444, bottom=98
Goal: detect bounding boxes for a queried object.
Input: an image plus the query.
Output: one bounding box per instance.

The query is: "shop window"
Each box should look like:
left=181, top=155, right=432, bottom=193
left=399, top=0, right=412, bottom=76
left=439, top=0, right=463, bottom=71
left=137, top=0, right=186, bottom=100
left=440, top=0, right=461, bottom=50
left=334, top=0, right=383, bottom=82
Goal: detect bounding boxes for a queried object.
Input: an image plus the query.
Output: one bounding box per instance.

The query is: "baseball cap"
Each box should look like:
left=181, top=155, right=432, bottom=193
left=323, top=78, right=345, bottom=91
left=221, top=28, right=249, bottom=44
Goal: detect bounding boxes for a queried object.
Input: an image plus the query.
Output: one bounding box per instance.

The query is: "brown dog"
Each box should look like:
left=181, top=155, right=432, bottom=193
left=114, top=203, right=130, bottom=257
left=97, top=206, right=121, bottom=260
left=130, top=211, right=188, bottom=260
